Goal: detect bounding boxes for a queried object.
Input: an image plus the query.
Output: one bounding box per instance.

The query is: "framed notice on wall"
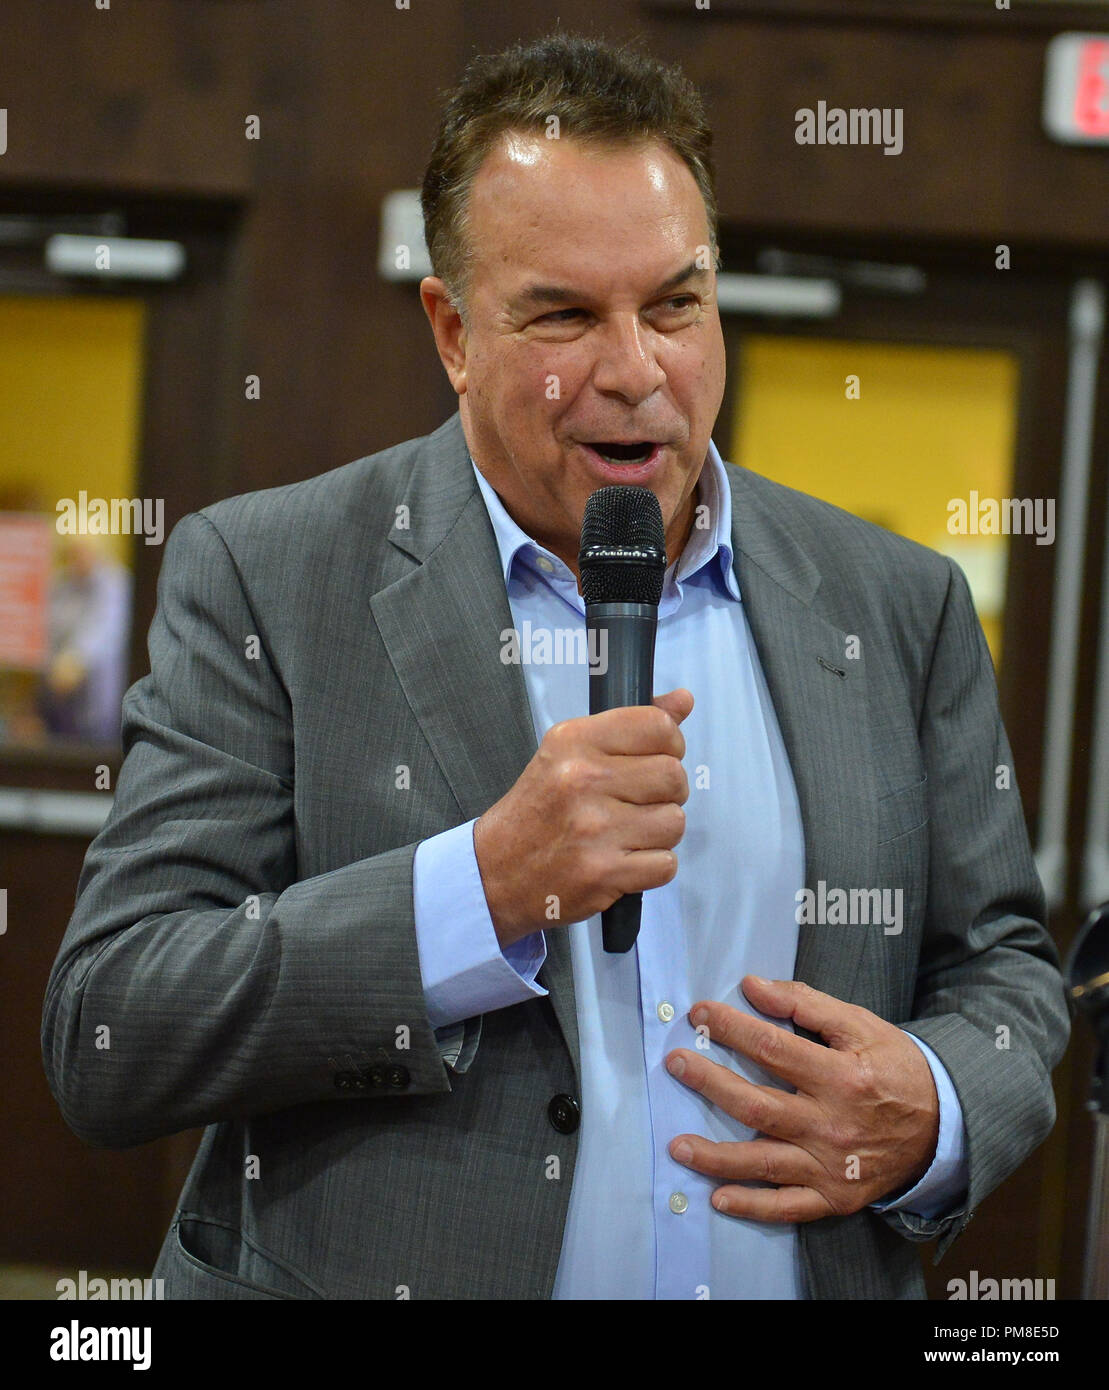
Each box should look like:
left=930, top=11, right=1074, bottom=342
left=0, top=513, right=51, bottom=670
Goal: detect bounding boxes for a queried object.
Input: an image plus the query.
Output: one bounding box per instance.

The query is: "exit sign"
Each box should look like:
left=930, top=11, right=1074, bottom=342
left=1044, top=32, right=1109, bottom=144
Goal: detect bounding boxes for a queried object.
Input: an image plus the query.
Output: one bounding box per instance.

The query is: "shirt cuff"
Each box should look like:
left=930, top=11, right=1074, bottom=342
left=412, top=818, right=548, bottom=1032
left=869, top=1031, right=969, bottom=1221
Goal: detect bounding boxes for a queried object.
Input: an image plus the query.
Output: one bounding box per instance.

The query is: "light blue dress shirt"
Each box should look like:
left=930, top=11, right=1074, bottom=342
left=411, top=439, right=968, bottom=1299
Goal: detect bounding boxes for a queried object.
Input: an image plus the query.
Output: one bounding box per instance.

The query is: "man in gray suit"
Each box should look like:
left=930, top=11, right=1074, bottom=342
left=43, top=33, right=1068, bottom=1299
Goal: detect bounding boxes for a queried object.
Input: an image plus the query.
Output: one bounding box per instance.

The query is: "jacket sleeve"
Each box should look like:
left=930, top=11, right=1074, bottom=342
left=42, top=510, right=455, bottom=1149
left=878, top=558, right=1071, bottom=1260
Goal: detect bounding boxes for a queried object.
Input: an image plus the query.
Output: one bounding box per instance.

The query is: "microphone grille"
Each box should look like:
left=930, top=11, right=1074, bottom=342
left=579, top=485, right=666, bottom=606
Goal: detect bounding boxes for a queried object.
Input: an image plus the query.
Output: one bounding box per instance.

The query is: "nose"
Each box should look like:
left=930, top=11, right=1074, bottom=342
left=591, top=313, right=667, bottom=405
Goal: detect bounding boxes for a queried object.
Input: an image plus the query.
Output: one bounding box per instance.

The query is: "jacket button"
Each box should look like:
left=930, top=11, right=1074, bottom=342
left=548, top=1093, right=580, bottom=1134
left=386, top=1065, right=410, bottom=1089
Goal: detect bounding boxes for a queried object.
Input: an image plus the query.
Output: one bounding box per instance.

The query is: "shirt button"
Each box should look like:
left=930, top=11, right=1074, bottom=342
left=657, top=1001, right=675, bottom=1023
left=535, top=555, right=555, bottom=573
left=669, top=1192, right=689, bottom=1215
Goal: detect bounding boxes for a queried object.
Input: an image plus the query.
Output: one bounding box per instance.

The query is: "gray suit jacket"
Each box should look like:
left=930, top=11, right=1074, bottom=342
left=42, top=410, right=1070, bottom=1299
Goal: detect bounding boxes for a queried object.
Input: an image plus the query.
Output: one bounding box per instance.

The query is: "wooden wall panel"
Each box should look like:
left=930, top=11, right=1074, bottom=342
left=0, top=0, right=256, bottom=196
left=676, top=21, right=1109, bottom=249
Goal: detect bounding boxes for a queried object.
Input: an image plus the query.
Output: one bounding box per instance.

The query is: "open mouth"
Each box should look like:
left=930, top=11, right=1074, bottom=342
left=584, top=441, right=657, bottom=465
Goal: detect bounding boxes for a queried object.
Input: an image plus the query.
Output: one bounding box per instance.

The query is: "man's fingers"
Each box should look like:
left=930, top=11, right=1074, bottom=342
left=600, top=752, right=689, bottom=806
left=652, top=687, right=694, bottom=725
left=665, top=1051, right=810, bottom=1143
left=584, top=702, right=686, bottom=758
left=711, top=1183, right=835, bottom=1224
left=688, top=999, right=845, bottom=1092
left=670, top=1128, right=841, bottom=1224
left=738, top=975, right=874, bottom=1051
left=668, top=1135, right=817, bottom=1187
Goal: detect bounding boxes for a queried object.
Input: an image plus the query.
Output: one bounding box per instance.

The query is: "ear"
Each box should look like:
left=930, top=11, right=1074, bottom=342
left=420, top=277, right=468, bottom=394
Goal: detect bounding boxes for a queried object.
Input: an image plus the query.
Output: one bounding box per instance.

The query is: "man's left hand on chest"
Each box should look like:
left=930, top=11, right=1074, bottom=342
left=665, top=975, right=940, bottom=1221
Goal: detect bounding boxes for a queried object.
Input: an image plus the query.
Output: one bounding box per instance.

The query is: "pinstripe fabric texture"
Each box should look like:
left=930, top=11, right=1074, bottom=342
left=41, top=410, right=1070, bottom=1299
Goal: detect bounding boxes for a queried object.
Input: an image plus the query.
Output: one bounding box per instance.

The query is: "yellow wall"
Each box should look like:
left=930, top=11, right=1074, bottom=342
left=0, top=294, right=146, bottom=566
left=731, top=335, right=1019, bottom=665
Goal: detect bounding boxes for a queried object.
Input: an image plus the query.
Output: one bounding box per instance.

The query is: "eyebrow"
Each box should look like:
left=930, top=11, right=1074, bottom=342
left=510, top=260, right=710, bottom=310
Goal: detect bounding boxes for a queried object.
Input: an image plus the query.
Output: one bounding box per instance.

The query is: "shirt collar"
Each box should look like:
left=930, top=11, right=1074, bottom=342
left=469, top=438, right=740, bottom=606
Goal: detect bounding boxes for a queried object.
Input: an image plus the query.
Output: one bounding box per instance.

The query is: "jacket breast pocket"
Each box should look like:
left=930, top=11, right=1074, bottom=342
left=877, top=775, right=929, bottom=847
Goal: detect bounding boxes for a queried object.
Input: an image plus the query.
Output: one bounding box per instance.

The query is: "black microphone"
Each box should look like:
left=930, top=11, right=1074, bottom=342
left=579, top=485, right=667, bottom=953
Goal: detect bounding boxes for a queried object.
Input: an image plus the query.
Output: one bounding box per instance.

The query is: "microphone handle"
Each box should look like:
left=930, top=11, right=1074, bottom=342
left=586, top=602, right=658, bottom=953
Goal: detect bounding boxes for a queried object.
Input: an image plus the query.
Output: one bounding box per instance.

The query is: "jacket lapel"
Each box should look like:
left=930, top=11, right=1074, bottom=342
left=369, top=413, right=581, bottom=1078
left=726, top=464, right=877, bottom=1011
